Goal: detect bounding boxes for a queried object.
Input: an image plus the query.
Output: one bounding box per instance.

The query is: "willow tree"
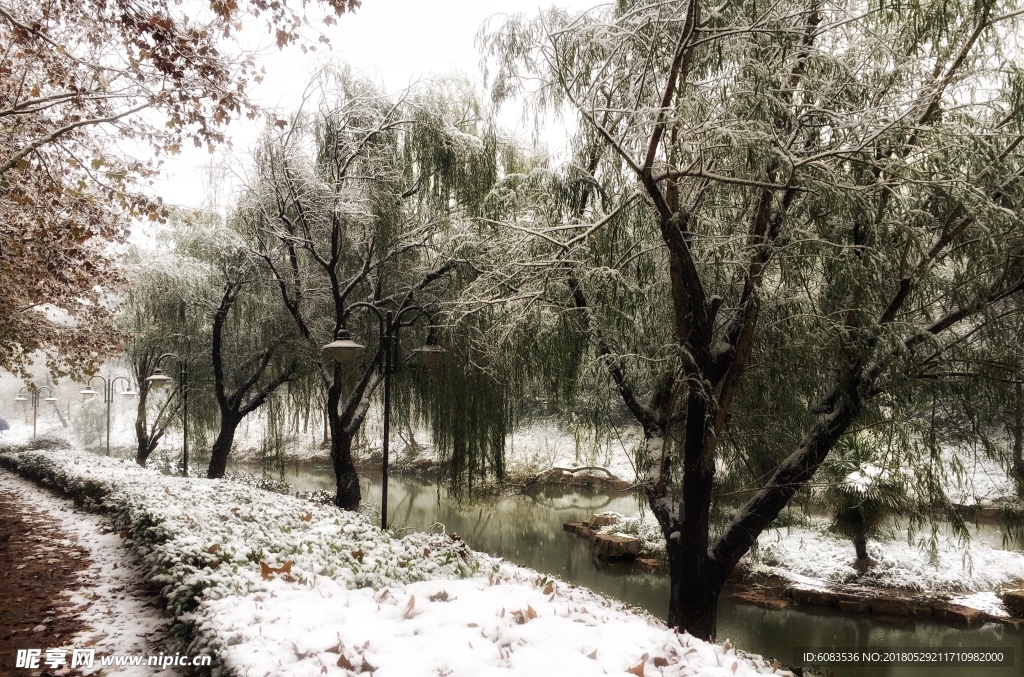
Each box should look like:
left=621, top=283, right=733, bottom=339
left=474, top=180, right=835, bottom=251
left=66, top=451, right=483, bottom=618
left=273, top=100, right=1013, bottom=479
left=477, top=0, right=1024, bottom=639
left=167, top=213, right=309, bottom=479
left=239, top=70, right=507, bottom=510
left=118, top=222, right=209, bottom=467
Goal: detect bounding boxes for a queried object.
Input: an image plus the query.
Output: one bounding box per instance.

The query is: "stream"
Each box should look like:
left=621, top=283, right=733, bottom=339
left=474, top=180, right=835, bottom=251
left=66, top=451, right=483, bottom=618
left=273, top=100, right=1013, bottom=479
left=242, top=462, right=1023, bottom=677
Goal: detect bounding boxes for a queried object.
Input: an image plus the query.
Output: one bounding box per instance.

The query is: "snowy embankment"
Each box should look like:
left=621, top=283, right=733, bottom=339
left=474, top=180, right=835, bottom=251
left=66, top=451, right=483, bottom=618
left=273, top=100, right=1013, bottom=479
left=0, top=447, right=791, bottom=677
left=598, top=512, right=1024, bottom=617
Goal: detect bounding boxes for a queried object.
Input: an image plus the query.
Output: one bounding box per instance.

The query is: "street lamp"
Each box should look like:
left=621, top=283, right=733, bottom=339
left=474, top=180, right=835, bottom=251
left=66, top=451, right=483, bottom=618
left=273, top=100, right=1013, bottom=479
left=79, top=376, right=137, bottom=455
left=15, top=386, right=56, bottom=439
left=323, top=303, right=444, bottom=529
left=145, top=353, right=188, bottom=477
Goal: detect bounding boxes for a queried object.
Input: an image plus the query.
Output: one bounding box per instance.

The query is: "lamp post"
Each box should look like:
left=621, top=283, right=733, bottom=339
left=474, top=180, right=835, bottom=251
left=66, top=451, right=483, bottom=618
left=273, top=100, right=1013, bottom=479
left=323, top=304, right=443, bottom=530
left=15, top=386, right=56, bottom=439
left=80, top=376, right=137, bottom=455
left=146, top=353, right=188, bottom=477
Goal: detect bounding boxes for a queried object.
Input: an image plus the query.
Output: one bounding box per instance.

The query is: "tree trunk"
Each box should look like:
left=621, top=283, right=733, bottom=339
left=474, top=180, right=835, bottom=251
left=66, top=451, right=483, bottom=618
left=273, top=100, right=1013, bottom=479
left=207, top=415, right=242, bottom=479
left=1014, top=382, right=1024, bottom=496
left=331, top=426, right=361, bottom=511
left=666, top=538, right=723, bottom=641
left=852, top=527, right=869, bottom=561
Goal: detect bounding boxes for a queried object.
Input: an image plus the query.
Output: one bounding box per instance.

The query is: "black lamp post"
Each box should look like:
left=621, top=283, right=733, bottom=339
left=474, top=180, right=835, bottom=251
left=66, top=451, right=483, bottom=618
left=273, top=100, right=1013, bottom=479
left=80, top=376, right=137, bottom=455
left=15, top=386, right=56, bottom=438
left=323, top=303, right=443, bottom=529
left=145, top=353, right=188, bottom=476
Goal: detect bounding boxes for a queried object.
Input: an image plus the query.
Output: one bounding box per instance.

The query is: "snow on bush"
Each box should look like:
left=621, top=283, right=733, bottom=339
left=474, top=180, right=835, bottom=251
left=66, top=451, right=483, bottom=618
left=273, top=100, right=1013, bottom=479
left=0, top=450, right=477, bottom=664
left=597, top=510, right=1024, bottom=595
left=751, top=524, right=1024, bottom=593
left=0, top=448, right=792, bottom=677
left=597, top=512, right=666, bottom=554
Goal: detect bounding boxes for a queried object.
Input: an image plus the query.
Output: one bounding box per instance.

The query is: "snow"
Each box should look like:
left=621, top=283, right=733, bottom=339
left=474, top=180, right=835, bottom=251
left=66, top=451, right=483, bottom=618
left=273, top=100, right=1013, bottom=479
left=202, top=567, right=789, bottom=677
left=750, top=525, right=1024, bottom=594
left=948, top=592, right=1011, bottom=619
left=0, top=446, right=792, bottom=677
left=0, top=469, right=180, bottom=676
left=598, top=510, right=1024, bottom=614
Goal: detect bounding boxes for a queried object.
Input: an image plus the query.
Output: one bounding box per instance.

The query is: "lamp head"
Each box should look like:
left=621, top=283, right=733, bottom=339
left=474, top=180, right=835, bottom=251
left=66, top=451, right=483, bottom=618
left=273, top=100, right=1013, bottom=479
left=147, top=369, right=173, bottom=389
left=122, top=389, right=138, bottom=400
left=323, top=329, right=366, bottom=365
left=80, top=388, right=98, bottom=402
left=412, top=335, right=444, bottom=369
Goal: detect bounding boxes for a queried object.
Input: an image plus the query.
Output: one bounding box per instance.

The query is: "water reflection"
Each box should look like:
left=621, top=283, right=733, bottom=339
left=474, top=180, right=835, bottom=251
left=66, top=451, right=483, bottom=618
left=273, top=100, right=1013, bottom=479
left=256, top=463, right=1024, bottom=677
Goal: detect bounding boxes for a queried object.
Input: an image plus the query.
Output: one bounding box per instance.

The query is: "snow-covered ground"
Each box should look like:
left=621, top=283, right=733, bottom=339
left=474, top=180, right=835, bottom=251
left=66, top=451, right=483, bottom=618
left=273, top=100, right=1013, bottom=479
left=598, top=511, right=1024, bottom=614
left=0, top=469, right=181, bottom=676
left=0, top=445, right=792, bottom=677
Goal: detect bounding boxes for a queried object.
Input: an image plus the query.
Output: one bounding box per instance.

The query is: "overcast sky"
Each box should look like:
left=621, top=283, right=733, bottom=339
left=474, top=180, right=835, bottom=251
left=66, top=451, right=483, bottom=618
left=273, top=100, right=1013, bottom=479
left=153, top=0, right=604, bottom=209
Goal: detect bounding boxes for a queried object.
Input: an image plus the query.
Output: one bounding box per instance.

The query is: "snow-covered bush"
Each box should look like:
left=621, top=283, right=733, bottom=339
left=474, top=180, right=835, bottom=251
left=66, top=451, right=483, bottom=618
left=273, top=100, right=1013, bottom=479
left=0, top=449, right=479, bottom=669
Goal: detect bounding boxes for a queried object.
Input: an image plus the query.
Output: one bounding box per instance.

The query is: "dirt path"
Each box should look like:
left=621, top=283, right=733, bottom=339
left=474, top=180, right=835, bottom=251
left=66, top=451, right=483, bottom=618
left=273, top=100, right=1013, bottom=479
left=0, top=487, right=91, bottom=675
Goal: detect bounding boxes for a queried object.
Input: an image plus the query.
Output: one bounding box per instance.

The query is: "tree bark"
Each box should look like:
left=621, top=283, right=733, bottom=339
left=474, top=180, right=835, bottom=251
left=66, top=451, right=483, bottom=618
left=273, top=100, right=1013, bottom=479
left=328, top=377, right=362, bottom=511
left=667, top=536, right=723, bottom=640
left=852, top=523, right=869, bottom=561
left=331, top=425, right=361, bottom=511
left=207, top=415, right=242, bottom=479
left=1013, top=381, right=1024, bottom=496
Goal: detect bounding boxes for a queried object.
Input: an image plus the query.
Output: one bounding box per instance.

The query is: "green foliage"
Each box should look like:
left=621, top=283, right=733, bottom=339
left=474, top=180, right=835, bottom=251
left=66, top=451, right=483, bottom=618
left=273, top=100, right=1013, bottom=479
left=819, top=436, right=909, bottom=551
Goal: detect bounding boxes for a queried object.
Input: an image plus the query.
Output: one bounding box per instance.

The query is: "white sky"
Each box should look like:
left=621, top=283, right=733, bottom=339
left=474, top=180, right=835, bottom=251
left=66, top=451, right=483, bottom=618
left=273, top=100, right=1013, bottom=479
left=153, top=0, right=604, bottom=209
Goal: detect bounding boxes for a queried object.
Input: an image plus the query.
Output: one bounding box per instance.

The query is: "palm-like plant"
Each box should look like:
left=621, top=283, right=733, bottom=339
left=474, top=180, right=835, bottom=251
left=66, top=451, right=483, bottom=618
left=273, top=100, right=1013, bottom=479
left=820, top=437, right=908, bottom=569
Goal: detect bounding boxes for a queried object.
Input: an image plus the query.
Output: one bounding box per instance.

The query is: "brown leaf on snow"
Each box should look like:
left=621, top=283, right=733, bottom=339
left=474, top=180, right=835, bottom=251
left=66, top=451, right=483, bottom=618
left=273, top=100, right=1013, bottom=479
left=587, top=650, right=597, bottom=660
left=301, top=512, right=313, bottom=522
left=360, top=657, right=376, bottom=673
left=542, top=581, right=555, bottom=595
left=653, top=657, right=669, bottom=667
left=206, top=543, right=220, bottom=554
left=352, top=549, right=365, bottom=563
left=466, top=623, right=478, bottom=628
left=403, top=595, right=416, bottom=618
left=337, top=654, right=355, bottom=670
left=526, top=605, right=538, bottom=619
left=429, top=591, right=449, bottom=602
left=260, top=561, right=293, bottom=580
left=626, top=658, right=646, bottom=677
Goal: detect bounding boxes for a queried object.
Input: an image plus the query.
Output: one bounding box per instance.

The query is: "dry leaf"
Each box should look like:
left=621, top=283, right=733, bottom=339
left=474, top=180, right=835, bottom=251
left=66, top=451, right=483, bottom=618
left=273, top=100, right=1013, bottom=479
left=320, top=667, right=327, bottom=675
left=731, top=661, right=738, bottom=673
left=301, top=512, right=313, bottom=522
left=500, top=607, right=505, bottom=617
left=352, top=549, right=364, bottom=563
left=337, top=653, right=354, bottom=670
left=626, top=657, right=646, bottom=677
left=206, top=543, right=219, bottom=554
left=429, top=591, right=449, bottom=602
left=587, top=650, right=598, bottom=660
left=653, top=657, right=669, bottom=667
left=118, top=530, right=128, bottom=539
left=526, top=605, right=538, bottom=619
left=404, top=595, right=416, bottom=618
left=466, top=623, right=478, bottom=628
left=772, top=658, right=781, bottom=673
left=260, top=561, right=293, bottom=580
left=360, top=657, right=375, bottom=673
left=543, top=581, right=555, bottom=595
